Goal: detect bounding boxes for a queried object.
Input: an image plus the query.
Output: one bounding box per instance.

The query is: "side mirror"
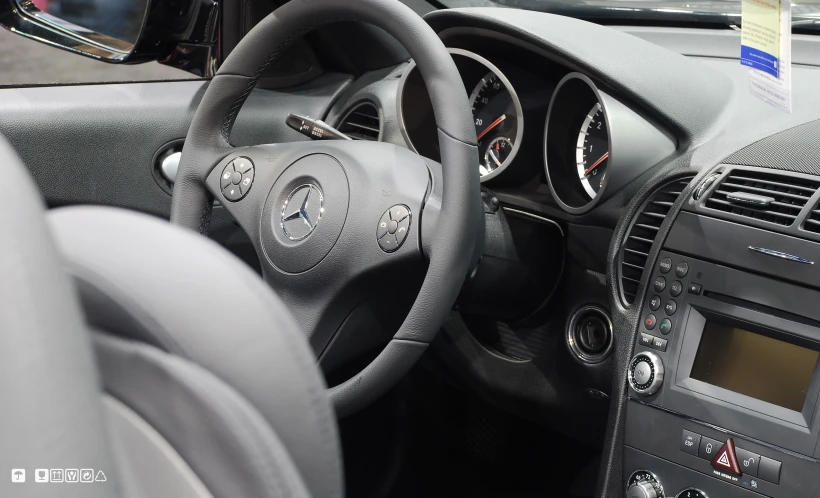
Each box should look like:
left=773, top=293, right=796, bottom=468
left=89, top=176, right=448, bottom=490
left=0, top=0, right=219, bottom=76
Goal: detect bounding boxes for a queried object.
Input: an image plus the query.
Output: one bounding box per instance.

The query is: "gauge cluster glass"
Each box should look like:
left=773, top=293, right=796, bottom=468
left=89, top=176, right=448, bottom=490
left=576, top=102, right=610, bottom=198
left=544, top=74, right=612, bottom=214
left=398, top=48, right=524, bottom=182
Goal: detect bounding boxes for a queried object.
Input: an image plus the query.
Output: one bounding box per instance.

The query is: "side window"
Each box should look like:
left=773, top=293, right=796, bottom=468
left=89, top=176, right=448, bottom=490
left=0, top=0, right=202, bottom=87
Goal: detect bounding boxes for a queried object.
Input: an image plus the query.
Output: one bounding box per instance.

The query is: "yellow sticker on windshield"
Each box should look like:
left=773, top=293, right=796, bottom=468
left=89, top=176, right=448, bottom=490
left=741, top=0, right=781, bottom=77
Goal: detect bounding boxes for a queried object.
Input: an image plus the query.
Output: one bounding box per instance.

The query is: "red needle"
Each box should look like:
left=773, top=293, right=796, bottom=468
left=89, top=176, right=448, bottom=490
left=477, top=114, right=506, bottom=141
left=583, top=152, right=609, bottom=177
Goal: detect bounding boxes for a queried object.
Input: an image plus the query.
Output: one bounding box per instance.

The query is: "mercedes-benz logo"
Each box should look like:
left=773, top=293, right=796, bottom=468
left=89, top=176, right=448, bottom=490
left=281, top=184, right=324, bottom=241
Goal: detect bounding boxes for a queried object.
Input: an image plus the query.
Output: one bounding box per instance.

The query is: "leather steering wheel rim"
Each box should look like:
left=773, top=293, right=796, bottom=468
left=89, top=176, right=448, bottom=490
left=171, top=0, right=481, bottom=417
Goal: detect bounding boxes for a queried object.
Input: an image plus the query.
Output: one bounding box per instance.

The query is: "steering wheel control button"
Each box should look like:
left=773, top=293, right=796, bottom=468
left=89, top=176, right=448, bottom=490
left=670, top=280, right=683, bottom=297
left=221, top=158, right=254, bottom=202
left=232, top=157, right=253, bottom=174
left=659, top=257, right=672, bottom=274
left=675, top=261, right=689, bottom=278
left=644, top=314, right=657, bottom=330
left=391, top=205, right=410, bottom=223
left=659, top=318, right=673, bottom=335
left=223, top=183, right=244, bottom=202
left=649, top=295, right=661, bottom=311
left=653, top=276, right=666, bottom=292
left=378, top=205, right=412, bottom=253
left=377, top=211, right=391, bottom=239
left=239, top=168, right=254, bottom=195
left=664, top=300, right=677, bottom=316
left=681, top=430, right=702, bottom=456
left=220, top=164, right=234, bottom=189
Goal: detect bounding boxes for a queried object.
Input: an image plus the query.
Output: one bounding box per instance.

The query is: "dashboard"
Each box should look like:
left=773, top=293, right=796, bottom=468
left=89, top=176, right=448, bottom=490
left=324, top=6, right=820, bottom=498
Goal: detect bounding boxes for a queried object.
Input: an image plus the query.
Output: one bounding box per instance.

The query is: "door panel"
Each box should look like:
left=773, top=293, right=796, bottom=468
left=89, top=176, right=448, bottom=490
left=0, top=73, right=352, bottom=218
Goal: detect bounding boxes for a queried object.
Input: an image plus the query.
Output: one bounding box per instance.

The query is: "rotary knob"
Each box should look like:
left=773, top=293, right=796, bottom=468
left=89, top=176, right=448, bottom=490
left=627, top=471, right=664, bottom=498
left=629, top=351, right=664, bottom=396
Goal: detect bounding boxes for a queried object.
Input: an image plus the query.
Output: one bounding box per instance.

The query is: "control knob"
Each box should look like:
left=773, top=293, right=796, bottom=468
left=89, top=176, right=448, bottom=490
left=629, top=351, right=664, bottom=396
left=627, top=470, right=664, bottom=498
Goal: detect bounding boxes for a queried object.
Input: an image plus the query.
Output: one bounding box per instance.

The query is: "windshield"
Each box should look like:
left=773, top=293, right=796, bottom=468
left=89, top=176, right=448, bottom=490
left=438, top=0, right=820, bottom=33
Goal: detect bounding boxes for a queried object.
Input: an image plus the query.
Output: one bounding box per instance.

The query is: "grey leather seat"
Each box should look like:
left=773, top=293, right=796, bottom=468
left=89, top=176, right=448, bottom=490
left=0, top=135, right=343, bottom=498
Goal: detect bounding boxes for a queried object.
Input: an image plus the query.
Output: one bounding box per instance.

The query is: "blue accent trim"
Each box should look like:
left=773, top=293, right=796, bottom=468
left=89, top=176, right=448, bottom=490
left=741, top=45, right=779, bottom=78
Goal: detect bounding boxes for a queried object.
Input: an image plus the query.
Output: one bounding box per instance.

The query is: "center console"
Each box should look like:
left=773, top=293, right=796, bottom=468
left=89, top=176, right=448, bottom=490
left=622, top=168, right=820, bottom=498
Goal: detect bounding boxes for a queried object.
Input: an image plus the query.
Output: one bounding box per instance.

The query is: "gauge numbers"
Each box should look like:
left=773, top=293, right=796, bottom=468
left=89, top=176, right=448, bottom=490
left=576, top=102, right=609, bottom=199
left=471, top=71, right=521, bottom=179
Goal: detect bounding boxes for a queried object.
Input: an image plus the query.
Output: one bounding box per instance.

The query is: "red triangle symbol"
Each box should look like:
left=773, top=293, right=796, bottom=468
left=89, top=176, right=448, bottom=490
left=711, top=438, right=742, bottom=475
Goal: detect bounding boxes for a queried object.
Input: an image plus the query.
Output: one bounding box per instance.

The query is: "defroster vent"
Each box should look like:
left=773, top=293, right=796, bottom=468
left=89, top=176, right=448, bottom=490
left=704, top=168, right=820, bottom=227
left=619, top=177, right=693, bottom=304
left=337, top=102, right=381, bottom=141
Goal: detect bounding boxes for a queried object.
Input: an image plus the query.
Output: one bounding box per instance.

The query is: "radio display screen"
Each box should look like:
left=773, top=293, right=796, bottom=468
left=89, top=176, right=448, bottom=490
left=691, top=321, right=820, bottom=411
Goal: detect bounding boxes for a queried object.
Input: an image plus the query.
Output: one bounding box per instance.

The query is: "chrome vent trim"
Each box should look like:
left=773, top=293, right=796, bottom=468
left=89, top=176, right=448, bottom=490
left=337, top=102, right=381, bottom=141
left=619, top=176, right=694, bottom=305
left=704, top=168, right=820, bottom=227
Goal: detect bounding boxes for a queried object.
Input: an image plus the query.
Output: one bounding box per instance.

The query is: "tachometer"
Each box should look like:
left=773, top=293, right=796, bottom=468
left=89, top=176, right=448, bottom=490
left=469, top=67, right=523, bottom=180
left=397, top=48, right=523, bottom=182
left=576, top=102, right=609, bottom=198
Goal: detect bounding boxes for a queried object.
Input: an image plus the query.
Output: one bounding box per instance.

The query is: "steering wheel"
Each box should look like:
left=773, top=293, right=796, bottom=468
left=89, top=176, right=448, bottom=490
left=171, top=0, right=482, bottom=416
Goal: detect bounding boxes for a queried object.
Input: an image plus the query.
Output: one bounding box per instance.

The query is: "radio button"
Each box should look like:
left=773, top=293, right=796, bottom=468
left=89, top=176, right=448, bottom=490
left=698, top=436, right=723, bottom=461
left=664, top=300, right=677, bottom=316
left=688, top=283, right=702, bottom=295
left=676, top=261, right=689, bottom=278
left=644, top=314, right=657, bottom=330
left=649, top=295, right=661, bottom=311
left=650, top=336, right=668, bottom=352
left=736, top=447, right=760, bottom=477
left=759, top=456, right=781, bottom=484
left=653, top=276, right=666, bottom=292
left=681, top=430, right=702, bottom=456
left=670, top=280, right=683, bottom=296
left=659, top=257, right=672, bottom=274
left=639, top=333, right=654, bottom=348
left=659, top=319, right=672, bottom=335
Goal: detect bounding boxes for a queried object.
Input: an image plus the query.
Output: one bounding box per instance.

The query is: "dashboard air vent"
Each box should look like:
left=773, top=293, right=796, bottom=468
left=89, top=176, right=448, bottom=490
left=704, top=169, right=820, bottom=226
left=803, top=200, right=820, bottom=233
left=620, top=176, right=694, bottom=304
left=337, top=102, right=381, bottom=141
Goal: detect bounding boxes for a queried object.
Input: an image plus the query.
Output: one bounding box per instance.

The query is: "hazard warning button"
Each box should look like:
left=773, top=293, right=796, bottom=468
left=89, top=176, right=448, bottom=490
left=711, top=438, right=742, bottom=475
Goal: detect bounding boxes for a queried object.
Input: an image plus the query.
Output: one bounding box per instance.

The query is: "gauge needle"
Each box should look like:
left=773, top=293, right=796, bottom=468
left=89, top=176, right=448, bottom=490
left=477, top=114, right=506, bottom=141
left=583, top=152, right=609, bottom=177
left=488, top=148, right=503, bottom=169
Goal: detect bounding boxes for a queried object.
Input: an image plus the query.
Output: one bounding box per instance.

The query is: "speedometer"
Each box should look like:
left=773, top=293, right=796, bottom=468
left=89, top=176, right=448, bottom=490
left=576, top=102, right=609, bottom=198
left=470, top=69, right=523, bottom=179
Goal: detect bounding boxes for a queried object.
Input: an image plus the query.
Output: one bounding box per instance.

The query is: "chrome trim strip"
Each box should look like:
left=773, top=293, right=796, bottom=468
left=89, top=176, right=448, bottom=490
left=748, top=246, right=814, bottom=264
left=501, top=207, right=565, bottom=237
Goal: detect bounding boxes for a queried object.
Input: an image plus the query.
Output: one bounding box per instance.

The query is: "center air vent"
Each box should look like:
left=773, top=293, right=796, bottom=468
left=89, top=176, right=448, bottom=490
left=704, top=168, right=820, bottom=226
left=620, top=177, right=694, bottom=304
left=337, top=102, right=381, bottom=141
